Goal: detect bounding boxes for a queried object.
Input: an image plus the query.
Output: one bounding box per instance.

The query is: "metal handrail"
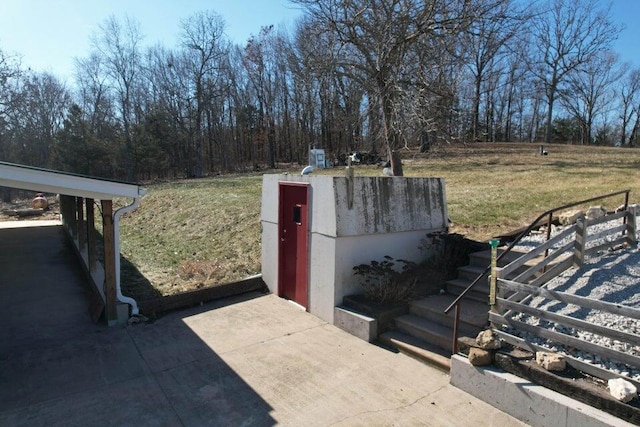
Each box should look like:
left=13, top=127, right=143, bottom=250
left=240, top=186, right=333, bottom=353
left=444, top=189, right=631, bottom=354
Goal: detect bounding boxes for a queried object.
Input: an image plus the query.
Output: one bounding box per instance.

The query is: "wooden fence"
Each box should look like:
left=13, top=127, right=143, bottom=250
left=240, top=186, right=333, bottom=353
left=489, top=209, right=640, bottom=382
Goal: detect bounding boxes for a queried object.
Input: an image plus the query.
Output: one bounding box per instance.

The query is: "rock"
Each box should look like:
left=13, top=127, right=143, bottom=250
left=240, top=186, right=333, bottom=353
left=535, top=351, right=566, bottom=371
left=475, top=329, right=501, bottom=350
left=468, top=347, right=493, bottom=366
left=608, top=378, right=637, bottom=403
left=558, top=209, right=585, bottom=225
left=586, top=205, right=606, bottom=220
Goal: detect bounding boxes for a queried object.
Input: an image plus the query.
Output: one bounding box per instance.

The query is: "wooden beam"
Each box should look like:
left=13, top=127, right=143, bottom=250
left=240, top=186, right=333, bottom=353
left=86, top=198, right=96, bottom=271
left=498, top=278, right=640, bottom=319
left=490, top=312, right=640, bottom=369
left=76, top=197, right=85, bottom=251
left=493, top=329, right=640, bottom=391
left=101, top=199, right=117, bottom=324
left=626, top=210, right=637, bottom=247
left=497, top=297, right=640, bottom=347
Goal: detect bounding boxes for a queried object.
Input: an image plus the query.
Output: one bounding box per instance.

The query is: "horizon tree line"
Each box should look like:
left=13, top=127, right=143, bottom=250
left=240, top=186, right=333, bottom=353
left=0, top=0, right=638, bottom=181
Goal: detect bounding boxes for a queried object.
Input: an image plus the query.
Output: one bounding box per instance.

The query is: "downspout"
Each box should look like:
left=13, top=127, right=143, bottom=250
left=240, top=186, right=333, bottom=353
left=112, top=191, right=146, bottom=316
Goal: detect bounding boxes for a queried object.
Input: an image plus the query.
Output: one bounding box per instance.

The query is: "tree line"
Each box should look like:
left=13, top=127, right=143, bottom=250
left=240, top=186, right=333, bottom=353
left=0, top=0, right=637, bottom=181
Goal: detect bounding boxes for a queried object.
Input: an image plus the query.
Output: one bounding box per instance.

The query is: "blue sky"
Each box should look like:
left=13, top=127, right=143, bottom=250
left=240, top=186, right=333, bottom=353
left=0, top=0, right=302, bottom=80
left=0, top=0, right=638, bottom=82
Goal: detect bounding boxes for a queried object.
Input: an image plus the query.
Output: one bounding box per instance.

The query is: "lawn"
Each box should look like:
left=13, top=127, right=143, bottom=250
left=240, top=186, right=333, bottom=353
left=118, top=142, right=640, bottom=300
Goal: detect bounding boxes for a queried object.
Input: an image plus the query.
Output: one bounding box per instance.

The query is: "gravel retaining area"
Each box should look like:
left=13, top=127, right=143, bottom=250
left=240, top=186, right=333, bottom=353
left=506, top=213, right=640, bottom=383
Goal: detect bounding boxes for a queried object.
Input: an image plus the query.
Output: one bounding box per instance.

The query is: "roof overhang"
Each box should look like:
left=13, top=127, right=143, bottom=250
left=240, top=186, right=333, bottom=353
left=0, top=161, right=147, bottom=200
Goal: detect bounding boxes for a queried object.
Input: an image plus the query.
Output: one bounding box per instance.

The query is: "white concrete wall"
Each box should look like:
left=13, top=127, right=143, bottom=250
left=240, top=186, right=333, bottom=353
left=334, top=177, right=447, bottom=236
left=308, top=233, right=337, bottom=322
left=261, top=174, right=448, bottom=324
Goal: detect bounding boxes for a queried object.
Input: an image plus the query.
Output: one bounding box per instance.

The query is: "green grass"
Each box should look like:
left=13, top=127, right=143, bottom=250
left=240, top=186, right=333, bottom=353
left=118, top=142, right=640, bottom=300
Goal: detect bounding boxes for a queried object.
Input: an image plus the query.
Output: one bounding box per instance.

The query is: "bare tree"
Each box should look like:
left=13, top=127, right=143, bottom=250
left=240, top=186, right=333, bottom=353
left=618, top=67, right=640, bottom=146
left=559, top=51, right=623, bottom=144
left=179, top=10, right=228, bottom=177
left=293, top=0, right=508, bottom=175
left=21, top=72, right=71, bottom=165
left=90, top=15, right=144, bottom=180
left=529, top=0, right=619, bottom=144
left=243, top=25, right=280, bottom=169
left=463, top=0, right=525, bottom=141
left=0, top=47, right=23, bottom=169
left=74, top=53, right=116, bottom=140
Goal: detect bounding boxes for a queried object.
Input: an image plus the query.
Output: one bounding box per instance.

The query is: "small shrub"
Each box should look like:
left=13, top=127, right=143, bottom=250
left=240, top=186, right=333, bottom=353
left=353, top=256, right=417, bottom=303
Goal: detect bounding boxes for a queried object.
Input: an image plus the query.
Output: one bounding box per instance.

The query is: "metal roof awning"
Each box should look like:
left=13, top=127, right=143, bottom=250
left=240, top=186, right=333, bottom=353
left=0, top=161, right=147, bottom=199
left=0, top=161, right=147, bottom=325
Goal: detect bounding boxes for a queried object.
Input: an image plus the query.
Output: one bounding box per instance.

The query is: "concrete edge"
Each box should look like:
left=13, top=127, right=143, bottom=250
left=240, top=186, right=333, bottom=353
left=449, top=354, right=635, bottom=427
left=334, top=306, right=377, bottom=342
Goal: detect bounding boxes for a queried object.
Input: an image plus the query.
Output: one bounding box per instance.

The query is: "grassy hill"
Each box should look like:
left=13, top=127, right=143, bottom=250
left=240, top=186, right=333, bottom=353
left=119, top=142, right=640, bottom=300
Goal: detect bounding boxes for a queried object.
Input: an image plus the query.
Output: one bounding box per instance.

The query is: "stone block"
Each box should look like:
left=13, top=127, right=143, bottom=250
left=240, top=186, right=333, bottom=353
left=586, top=205, right=607, bottom=220
left=559, top=209, right=585, bottom=225
left=475, top=329, right=501, bottom=350
left=536, top=351, right=566, bottom=371
left=468, top=347, right=493, bottom=366
left=608, top=378, right=637, bottom=403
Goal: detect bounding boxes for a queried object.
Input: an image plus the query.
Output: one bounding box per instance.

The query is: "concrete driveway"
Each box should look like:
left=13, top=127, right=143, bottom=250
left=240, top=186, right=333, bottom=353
left=0, top=222, right=525, bottom=426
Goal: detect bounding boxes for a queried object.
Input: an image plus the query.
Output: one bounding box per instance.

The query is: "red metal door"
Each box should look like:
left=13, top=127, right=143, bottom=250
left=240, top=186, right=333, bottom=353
left=278, top=183, right=309, bottom=308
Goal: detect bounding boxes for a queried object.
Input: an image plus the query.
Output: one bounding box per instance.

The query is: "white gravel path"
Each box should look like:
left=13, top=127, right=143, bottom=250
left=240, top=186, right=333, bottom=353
left=503, top=212, right=640, bottom=382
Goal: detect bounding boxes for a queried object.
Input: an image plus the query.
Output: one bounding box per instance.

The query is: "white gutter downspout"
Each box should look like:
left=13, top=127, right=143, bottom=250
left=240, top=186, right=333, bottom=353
left=113, top=191, right=146, bottom=316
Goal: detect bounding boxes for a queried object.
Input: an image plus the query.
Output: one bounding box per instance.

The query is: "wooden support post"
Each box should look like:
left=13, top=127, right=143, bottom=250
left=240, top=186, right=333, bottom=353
left=574, top=217, right=587, bottom=267
left=59, top=195, right=69, bottom=230
left=68, top=196, right=78, bottom=238
left=626, top=210, right=637, bottom=247
left=86, top=198, right=96, bottom=271
left=77, top=197, right=85, bottom=251
left=101, top=199, right=117, bottom=324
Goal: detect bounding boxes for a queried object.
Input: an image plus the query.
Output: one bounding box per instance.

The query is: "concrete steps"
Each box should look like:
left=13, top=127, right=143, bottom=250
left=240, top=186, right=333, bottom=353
left=380, top=293, right=490, bottom=369
left=381, top=247, right=505, bottom=368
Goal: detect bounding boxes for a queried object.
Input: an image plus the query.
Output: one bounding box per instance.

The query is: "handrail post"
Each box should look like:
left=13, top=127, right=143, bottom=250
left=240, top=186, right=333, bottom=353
left=452, top=303, right=460, bottom=354
left=489, top=239, right=500, bottom=309
left=544, top=211, right=553, bottom=259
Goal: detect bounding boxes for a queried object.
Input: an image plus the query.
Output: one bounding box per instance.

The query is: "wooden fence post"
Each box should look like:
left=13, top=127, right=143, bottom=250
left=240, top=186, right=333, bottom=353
left=626, top=210, right=637, bottom=247
left=574, top=217, right=587, bottom=267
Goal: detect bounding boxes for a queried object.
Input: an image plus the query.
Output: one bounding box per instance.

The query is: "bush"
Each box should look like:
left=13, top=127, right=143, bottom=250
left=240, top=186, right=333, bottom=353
left=353, top=256, right=417, bottom=303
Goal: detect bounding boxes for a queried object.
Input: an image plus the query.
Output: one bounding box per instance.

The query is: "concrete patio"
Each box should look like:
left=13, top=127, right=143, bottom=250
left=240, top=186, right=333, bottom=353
left=0, top=222, right=526, bottom=426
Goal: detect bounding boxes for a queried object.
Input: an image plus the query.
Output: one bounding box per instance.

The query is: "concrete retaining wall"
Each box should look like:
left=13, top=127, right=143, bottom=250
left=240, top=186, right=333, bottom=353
left=450, top=355, right=635, bottom=427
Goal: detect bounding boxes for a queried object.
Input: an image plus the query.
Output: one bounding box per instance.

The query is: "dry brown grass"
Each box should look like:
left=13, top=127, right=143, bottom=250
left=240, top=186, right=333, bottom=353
left=116, top=142, right=640, bottom=300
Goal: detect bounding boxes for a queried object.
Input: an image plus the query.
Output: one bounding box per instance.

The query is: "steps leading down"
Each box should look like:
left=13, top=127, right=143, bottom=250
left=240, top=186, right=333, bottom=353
left=379, top=247, right=529, bottom=370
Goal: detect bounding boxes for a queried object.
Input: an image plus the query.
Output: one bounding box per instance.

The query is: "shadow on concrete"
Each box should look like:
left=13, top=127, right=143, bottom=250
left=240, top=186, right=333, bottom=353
left=0, top=223, right=276, bottom=425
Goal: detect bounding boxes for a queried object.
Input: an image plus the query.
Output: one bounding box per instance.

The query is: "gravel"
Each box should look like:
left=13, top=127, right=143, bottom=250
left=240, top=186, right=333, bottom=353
left=501, top=212, right=640, bottom=383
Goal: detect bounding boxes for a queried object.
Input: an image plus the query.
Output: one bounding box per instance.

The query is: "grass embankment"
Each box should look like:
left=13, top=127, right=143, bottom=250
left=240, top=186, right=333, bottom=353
left=119, top=143, right=640, bottom=300
left=119, top=175, right=263, bottom=299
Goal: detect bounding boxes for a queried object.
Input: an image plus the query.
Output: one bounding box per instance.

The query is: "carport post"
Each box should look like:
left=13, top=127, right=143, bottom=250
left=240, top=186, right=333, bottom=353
left=86, top=199, right=96, bottom=271
left=77, top=197, right=85, bottom=251
left=101, top=199, right=118, bottom=324
left=68, top=196, right=78, bottom=238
